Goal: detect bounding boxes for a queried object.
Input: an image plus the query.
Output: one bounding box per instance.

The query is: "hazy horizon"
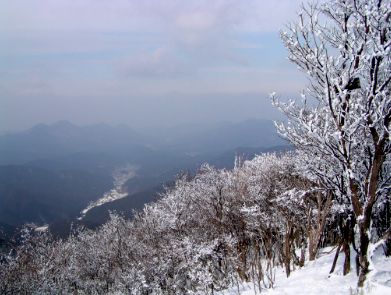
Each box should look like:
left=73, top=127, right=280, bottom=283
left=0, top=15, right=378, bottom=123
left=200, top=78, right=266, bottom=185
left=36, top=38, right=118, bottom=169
left=0, top=116, right=284, bottom=136
left=1, top=0, right=308, bottom=134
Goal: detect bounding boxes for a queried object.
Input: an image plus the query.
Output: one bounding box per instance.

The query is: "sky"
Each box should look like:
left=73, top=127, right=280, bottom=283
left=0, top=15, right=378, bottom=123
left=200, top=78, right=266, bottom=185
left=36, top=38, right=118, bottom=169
left=0, top=0, right=308, bottom=133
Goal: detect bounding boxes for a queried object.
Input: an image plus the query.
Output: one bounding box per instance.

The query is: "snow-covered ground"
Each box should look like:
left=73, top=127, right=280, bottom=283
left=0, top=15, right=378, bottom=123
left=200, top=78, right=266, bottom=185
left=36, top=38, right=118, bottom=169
left=34, top=225, right=49, bottom=232
left=219, top=246, right=391, bottom=295
left=78, top=165, right=137, bottom=219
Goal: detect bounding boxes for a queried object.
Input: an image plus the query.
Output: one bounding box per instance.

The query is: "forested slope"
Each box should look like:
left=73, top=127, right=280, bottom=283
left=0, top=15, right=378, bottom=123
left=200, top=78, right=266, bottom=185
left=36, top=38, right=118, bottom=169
left=1, top=152, right=389, bottom=294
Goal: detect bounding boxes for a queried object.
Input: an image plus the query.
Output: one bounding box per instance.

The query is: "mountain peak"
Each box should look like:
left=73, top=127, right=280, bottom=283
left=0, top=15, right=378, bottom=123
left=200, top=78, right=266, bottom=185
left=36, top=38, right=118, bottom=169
left=51, top=120, right=76, bottom=129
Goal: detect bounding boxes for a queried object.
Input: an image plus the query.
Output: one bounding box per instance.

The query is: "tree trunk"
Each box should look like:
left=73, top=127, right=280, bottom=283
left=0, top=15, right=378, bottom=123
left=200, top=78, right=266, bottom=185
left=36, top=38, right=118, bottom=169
left=357, top=222, right=370, bottom=287
left=356, top=144, right=385, bottom=287
left=299, top=246, right=305, bottom=267
left=308, top=192, right=332, bottom=261
left=283, top=224, right=293, bottom=277
left=343, top=242, right=350, bottom=275
left=329, top=243, right=342, bottom=274
left=236, top=239, right=249, bottom=282
left=308, top=231, right=317, bottom=261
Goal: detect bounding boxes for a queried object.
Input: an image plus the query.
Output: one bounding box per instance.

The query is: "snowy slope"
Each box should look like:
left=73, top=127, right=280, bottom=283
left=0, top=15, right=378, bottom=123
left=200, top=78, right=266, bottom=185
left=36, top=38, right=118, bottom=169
left=219, top=246, right=391, bottom=295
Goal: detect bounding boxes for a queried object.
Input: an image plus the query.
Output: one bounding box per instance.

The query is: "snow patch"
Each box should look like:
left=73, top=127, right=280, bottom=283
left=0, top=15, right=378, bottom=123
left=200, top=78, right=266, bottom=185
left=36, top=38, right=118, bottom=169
left=34, top=225, right=49, bottom=232
left=78, top=165, right=137, bottom=219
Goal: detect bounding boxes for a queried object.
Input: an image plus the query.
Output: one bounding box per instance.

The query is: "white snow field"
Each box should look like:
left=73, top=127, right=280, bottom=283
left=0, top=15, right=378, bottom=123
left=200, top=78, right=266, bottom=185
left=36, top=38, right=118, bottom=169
left=219, top=246, right=391, bottom=295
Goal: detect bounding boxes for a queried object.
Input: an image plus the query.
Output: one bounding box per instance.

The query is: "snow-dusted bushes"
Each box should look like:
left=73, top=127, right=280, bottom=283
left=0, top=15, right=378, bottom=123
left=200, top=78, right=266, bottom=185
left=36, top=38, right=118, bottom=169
left=0, top=217, right=146, bottom=294
left=1, top=150, right=388, bottom=293
left=0, top=152, right=326, bottom=294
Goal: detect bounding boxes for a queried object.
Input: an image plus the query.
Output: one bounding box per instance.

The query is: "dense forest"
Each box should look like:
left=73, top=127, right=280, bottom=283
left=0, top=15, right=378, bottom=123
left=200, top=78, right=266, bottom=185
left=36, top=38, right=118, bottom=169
left=0, top=0, right=390, bottom=293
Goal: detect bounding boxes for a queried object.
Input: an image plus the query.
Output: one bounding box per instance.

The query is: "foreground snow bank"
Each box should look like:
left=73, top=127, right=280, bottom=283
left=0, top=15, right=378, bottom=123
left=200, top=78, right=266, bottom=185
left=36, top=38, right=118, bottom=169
left=219, top=247, right=391, bottom=295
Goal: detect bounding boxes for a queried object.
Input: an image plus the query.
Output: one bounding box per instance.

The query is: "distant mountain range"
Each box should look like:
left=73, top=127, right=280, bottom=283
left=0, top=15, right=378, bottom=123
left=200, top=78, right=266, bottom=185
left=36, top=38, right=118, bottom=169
left=0, top=120, right=147, bottom=166
left=141, top=119, right=286, bottom=153
left=0, top=119, right=289, bottom=243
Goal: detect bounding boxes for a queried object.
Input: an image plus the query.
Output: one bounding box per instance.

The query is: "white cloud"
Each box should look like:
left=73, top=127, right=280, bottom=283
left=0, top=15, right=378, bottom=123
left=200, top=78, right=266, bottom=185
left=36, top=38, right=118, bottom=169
left=1, top=0, right=307, bottom=67
left=1, top=0, right=304, bottom=33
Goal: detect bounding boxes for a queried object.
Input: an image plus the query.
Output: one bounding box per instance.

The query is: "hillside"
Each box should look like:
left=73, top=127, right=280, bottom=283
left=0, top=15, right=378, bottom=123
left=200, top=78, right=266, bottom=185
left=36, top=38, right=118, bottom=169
left=0, top=165, right=112, bottom=229
left=1, top=152, right=389, bottom=294
left=0, top=120, right=288, bottom=240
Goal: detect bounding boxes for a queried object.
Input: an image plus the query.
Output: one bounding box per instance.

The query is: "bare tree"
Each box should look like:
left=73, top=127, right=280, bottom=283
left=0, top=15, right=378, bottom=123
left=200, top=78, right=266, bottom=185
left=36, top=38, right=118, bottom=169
left=272, top=0, right=390, bottom=287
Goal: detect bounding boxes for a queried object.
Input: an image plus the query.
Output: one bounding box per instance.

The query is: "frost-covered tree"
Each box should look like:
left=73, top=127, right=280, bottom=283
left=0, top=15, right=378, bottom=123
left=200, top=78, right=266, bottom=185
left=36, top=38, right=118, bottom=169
left=0, top=152, right=368, bottom=293
left=272, top=0, right=390, bottom=286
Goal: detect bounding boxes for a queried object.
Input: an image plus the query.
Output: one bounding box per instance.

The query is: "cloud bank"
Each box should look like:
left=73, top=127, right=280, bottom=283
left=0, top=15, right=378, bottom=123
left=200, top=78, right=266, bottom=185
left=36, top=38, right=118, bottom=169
left=0, top=0, right=307, bottom=132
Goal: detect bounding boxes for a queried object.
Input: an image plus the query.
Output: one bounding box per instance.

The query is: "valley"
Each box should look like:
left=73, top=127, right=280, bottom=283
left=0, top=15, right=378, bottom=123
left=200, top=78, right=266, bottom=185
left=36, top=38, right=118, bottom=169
left=0, top=119, right=288, bottom=247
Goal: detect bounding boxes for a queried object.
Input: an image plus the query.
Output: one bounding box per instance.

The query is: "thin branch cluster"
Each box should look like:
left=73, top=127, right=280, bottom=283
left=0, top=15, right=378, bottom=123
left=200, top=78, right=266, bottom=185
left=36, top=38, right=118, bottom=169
left=272, top=0, right=390, bottom=286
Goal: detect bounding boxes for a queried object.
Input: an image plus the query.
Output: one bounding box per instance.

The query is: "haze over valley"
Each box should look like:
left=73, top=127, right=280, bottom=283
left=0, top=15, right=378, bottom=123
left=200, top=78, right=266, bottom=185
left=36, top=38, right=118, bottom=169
left=0, top=119, right=288, bottom=242
left=0, top=0, right=297, bottom=242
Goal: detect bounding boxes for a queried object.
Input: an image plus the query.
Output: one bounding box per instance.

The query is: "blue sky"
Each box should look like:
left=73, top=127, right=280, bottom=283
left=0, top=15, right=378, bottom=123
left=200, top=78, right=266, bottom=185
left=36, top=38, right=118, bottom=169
left=0, top=0, right=308, bottom=132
